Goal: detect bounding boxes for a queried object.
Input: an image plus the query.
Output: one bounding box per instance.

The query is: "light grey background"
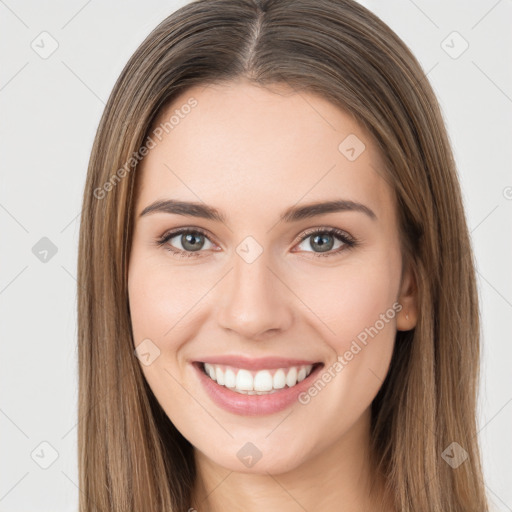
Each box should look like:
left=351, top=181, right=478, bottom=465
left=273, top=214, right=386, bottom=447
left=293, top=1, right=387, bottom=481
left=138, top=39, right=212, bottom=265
left=1, top=1, right=510, bottom=510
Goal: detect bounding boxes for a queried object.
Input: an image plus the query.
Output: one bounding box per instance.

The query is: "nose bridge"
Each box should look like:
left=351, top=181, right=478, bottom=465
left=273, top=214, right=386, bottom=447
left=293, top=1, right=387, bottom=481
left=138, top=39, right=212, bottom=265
left=216, top=241, right=293, bottom=339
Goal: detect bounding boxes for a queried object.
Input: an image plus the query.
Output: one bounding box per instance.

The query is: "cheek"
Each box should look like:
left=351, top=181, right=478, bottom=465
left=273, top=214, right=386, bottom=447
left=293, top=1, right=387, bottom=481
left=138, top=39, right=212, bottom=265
left=127, top=255, right=199, bottom=416
left=128, top=253, right=204, bottom=348
left=291, top=249, right=400, bottom=346
left=287, top=246, right=401, bottom=399
left=333, top=268, right=398, bottom=351
left=303, top=248, right=400, bottom=407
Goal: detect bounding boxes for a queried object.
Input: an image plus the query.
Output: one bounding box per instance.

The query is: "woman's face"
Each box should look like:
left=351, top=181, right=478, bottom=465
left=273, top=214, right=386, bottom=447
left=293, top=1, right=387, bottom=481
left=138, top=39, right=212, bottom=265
left=128, top=79, right=416, bottom=474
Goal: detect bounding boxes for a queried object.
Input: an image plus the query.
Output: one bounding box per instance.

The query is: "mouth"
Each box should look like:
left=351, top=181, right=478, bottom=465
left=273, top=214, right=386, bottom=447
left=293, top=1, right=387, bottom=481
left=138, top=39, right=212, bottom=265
left=192, top=357, right=325, bottom=415
left=196, top=361, right=323, bottom=395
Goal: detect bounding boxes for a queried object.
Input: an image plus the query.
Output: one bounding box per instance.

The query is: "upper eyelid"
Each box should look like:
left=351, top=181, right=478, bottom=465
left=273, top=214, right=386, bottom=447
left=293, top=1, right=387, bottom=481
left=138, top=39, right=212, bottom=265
left=161, top=227, right=216, bottom=249
left=161, top=226, right=214, bottom=244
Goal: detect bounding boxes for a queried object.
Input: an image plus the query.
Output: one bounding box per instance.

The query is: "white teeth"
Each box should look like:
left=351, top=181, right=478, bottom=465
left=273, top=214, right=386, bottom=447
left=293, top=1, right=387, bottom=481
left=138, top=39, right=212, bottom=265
left=202, top=363, right=315, bottom=393
left=215, top=366, right=224, bottom=385
left=285, top=367, right=297, bottom=387
left=224, top=368, right=236, bottom=388
left=207, top=364, right=216, bottom=380
left=236, top=369, right=253, bottom=391
left=273, top=369, right=286, bottom=389
left=253, top=370, right=273, bottom=391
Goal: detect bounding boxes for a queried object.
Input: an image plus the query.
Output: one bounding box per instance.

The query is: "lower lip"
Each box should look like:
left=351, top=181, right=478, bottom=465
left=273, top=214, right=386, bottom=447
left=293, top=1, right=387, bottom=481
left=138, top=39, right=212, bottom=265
left=193, top=362, right=324, bottom=416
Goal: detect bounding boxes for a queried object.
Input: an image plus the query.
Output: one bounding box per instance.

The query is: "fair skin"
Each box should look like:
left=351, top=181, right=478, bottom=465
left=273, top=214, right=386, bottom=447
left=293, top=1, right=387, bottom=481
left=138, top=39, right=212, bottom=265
left=128, top=78, right=417, bottom=511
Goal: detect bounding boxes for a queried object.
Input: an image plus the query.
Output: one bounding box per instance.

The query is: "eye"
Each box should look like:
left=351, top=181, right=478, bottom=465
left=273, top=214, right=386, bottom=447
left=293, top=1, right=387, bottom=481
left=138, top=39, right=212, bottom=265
left=155, top=226, right=357, bottom=259
left=156, top=227, right=215, bottom=258
left=293, top=227, right=357, bottom=258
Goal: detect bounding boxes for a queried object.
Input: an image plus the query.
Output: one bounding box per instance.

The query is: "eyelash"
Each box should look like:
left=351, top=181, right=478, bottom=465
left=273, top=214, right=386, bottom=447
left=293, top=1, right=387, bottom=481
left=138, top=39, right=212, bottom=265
left=155, top=226, right=358, bottom=259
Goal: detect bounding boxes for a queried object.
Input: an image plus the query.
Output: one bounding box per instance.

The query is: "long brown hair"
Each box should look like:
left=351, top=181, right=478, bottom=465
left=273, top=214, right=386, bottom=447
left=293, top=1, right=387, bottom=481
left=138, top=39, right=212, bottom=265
left=77, top=0, right=489, bottom=510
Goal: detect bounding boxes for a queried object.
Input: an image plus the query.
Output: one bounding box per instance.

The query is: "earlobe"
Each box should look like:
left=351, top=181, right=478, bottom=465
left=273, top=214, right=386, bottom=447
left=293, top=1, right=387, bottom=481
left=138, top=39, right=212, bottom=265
left=397, top=307, right=416, bottom=331
left=396, top=262, right=418, bottom=331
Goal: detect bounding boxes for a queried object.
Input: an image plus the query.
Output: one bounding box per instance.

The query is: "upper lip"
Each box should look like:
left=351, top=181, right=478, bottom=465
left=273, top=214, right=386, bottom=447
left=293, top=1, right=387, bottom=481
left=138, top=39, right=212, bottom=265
left=194, top=355, right=322, bottom=370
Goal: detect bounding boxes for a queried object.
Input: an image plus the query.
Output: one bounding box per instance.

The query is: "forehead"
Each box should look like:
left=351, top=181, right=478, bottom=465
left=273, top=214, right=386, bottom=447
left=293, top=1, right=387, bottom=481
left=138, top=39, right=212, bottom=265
left=135, top=79, right=393, bottom=224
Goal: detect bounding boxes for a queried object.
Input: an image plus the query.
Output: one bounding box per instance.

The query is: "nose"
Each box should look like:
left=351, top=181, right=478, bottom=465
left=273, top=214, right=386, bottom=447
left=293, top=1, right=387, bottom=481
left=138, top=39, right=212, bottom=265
left=216, top=250, right=294, bottom=340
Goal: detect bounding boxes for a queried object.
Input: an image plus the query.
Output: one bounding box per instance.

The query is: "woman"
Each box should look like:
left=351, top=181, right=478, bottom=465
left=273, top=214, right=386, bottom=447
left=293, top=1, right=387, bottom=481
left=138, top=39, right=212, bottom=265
left=77, top=0, right=489, bottom=510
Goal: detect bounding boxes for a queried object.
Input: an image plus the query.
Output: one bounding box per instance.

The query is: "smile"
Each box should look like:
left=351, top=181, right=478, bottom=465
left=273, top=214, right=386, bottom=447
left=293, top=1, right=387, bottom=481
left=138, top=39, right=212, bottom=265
left=201, top=362, right=318, bottom=394
left=193, top=358, right=325, bottom=416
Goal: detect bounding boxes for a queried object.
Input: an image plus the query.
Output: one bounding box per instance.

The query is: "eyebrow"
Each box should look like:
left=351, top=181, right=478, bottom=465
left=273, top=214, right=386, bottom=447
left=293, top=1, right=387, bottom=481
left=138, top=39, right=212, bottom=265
left=139, top=198, right=377, bottom=223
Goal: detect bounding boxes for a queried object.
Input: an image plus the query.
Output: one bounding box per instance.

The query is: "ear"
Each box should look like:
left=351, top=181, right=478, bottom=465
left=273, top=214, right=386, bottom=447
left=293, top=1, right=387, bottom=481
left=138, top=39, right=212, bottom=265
left=396, top=259, right=418, bottom=331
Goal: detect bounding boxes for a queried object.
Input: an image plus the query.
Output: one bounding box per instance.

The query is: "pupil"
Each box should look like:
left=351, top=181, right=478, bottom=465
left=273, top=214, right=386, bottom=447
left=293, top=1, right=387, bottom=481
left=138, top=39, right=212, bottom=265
left=182, top=233, right=203, bottom=251
left=312, top=233, right=333, bottom=252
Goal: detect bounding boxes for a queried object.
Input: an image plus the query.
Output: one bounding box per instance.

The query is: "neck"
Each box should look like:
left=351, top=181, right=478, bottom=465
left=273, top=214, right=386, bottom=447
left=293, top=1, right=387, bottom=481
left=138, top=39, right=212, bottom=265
left=190, top=408, right=394, bottom=512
